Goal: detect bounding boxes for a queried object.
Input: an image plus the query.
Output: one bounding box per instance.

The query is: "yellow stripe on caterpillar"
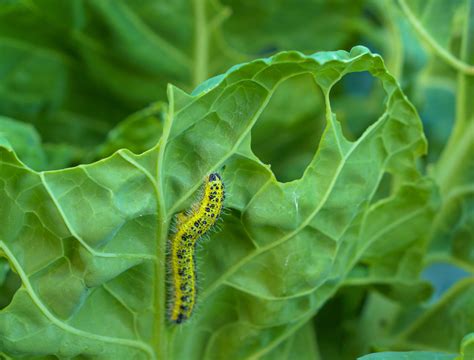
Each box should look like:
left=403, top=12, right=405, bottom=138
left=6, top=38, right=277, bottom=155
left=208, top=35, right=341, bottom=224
left=168, top=172, right=225, bottom=324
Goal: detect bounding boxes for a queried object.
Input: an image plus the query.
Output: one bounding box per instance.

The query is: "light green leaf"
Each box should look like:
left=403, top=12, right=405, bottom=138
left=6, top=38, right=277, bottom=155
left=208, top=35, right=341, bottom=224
left=460, top=332, right=474, bottom=359
left=260, top=321, right=321, bottom=360
left=395, top=277, right=474, bottom=353
left=0, top=47, right=436, bottom=359
left=358, top=351, right=456, bottom=360
left=0, top=0, right=387, bottom=159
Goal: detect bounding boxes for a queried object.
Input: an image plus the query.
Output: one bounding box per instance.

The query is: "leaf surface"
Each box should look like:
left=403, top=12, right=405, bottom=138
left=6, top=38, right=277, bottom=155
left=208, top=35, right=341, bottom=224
left=358, top=351, right=456, bottom=360
left=0, top=47, right=436, bottom=359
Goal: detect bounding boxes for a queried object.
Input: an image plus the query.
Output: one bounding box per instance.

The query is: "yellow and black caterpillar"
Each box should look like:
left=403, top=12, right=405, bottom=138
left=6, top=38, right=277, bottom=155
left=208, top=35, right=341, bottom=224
left=168, top=173, right=225, bottom=324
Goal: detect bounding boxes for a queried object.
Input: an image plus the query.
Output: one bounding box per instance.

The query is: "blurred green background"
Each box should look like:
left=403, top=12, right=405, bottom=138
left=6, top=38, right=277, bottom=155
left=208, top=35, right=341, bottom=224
left=0, top=0, right=462, bottom=172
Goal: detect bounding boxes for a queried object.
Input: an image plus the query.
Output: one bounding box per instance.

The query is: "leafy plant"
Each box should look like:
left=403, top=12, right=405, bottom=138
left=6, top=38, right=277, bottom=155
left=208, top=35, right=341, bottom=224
left=0, top=0, right=472, bottom=359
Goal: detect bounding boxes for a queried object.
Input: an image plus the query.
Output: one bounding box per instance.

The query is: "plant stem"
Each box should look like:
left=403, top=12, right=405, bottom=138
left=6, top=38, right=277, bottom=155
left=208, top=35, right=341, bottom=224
left=193, top=0, right=209, bottom=87
left=153, top=87, right=175, bottom=359
left=434, top=0, right=474, bottom=193
left=398, top=0, right=474, bottom=75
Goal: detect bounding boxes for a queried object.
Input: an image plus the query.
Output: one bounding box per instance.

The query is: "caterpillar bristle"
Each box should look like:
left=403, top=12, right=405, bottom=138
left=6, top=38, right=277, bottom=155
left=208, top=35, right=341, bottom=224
left=167, top=172, right=225, bottom=324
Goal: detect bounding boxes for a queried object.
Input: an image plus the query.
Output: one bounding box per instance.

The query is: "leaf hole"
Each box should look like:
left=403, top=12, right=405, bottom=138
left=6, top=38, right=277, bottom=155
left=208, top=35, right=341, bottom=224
left=0, top=258, right=21, bottom=310
left=422, top=262, right=470, bottom=303
left=372, top=172, right=394, bottom=203
left=329, top=71, right=386, bottom=141
left=314, top=286, right=367, bottom=357
left=251, top=73, right=325, bottom=182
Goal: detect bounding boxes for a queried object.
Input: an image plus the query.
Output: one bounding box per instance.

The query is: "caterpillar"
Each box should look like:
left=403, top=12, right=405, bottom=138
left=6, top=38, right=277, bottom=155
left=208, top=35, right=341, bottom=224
left=168, top=173, right=225, bottom=324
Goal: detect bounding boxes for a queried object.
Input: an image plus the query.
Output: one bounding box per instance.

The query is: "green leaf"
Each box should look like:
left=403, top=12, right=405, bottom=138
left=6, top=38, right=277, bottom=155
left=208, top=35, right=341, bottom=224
left=358, top=351, right=456, bottom=360
left=42, top=143, right=86, bottom=171
left=460, top=333, right=474, bottom=360
left=0, top=47, right=436, bottom=359
left=427, top=0, right=474, bottom=275
left=334, top=270, right=474, bottom=359
left=0, top=9, right=129, bottom=149
left=94, top=102, right=166, bottom=160
left=0, top=0, right=192, bottom=152
left=260, top=321, right=321, bottom=360
left=314, top=287, right=369, bottom=359
left=220, top=0, right=369, bottom=54
left=0, top=116, right=86, bottom=171
left=427, top=182, right=474, bottom=273
left=398, top=0, right=474, bottom=75
left=0, top=116, right=46, bottom=170
left=394, top=277, right=474, bottom=354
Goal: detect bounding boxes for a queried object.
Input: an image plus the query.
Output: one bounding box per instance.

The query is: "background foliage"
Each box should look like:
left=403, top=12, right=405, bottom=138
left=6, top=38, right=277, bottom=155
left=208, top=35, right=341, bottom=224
left=0, top=0, right=472, bottom=359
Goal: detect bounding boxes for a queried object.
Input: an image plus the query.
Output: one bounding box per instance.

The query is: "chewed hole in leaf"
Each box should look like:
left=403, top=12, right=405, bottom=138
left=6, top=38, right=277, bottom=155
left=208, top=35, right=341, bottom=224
left=371, top=172, right=394, bottom=203
left=330, top=71, right=386, bottom=141
left=422, top=262, right=470, bottom=303
left=314, top=286, right=367, bottom=356
left=0, top=258, right=21, bottom=309
left=251, top=73, right=325, bottom=182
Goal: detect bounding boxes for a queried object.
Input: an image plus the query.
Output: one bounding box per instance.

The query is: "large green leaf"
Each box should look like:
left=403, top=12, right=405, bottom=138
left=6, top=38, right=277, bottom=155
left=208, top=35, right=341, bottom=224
left=358, top=351, right=456, bottom=360
left=0, top=47, right=436, bottom=359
